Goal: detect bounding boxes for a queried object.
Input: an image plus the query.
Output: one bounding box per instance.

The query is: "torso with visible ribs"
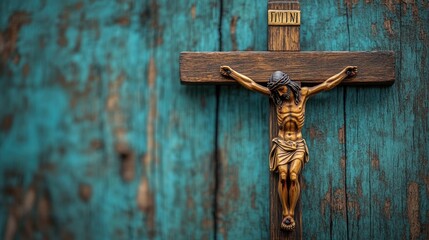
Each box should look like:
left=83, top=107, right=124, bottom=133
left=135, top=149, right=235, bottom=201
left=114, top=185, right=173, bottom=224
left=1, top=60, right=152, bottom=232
left=276, top=92, right=308, bottom=141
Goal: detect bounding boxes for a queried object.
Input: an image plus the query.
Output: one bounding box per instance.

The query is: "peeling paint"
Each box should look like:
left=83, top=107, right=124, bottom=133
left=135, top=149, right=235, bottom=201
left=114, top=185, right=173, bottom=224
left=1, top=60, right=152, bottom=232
left=69, top=2, right=84, bottom=11
left=0, top=11, right=31, bottom=70
left=0, top=114, right=14, bottom=133
left=383, top=198, right=391, bottom=219
left=229, top=173, right=240, bottom=201
left=149, top=0, right=159, bottom=28
left=347, top=199, right=361, bottom=220
left=144, top=58, right=157, bottom=167
left=21, top=63, right=30, bottom=77
left=407, top=182, right=421, bottom=240
left=5, top=214, right=17, bottom=240
left=3, top=183, right=39, bottom=240
left=55, top=68, right=75, bottom=88
left=202, top=218, right=212, bottom=229
left=379, top=170, right=388, bottom=187
left=148, top=57, right=156, bottom=87
left=22, top=186, right=36, bottom=216
left=191, top=4, right=196, bottom=19
left=383, top=0, right=399, bottom=12
left=57, top=12, right=69, bottom=47
left=90, top=139, right=103, bottom=150
left=371, top=23, right=378, bottom=36
left=137, top=178, right=153, bottom=211
left=114, top=16, right=130, bottom=26
left=107, top=72, right=126, bottom=111
left=56, top=2, right=84, bottom=47
left=230, top=16, right=239, bottom=51
left=62, top=64, right=101, bottom=110
left=106, top=71, right=127, bottom=143
left=370, top=152, right=380, bottom=170
left=37, top=191, right=52, bottom=232
left=383, top=18, right=395, bottom=36
left=344, top=0, right=359, bottom=10
left=78, top=184, right=92, bottom=202
left=402, top=0, right=420, bottom=20
left=137, top=177, right=155, bottom=236
left=340, top=156, right=346, bottom=170
left=356, top=178, right=363, bottom=197
left=321, top=186, right=347, bottom=218
left=338, top=125, right=345, bottom=144
left=309, top=126, right=323, bottom=140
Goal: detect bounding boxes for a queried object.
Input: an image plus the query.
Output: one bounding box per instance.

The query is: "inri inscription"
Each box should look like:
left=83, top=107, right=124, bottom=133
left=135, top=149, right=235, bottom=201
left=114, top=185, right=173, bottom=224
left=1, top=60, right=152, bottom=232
left=268, top=10, right=301, bottom=26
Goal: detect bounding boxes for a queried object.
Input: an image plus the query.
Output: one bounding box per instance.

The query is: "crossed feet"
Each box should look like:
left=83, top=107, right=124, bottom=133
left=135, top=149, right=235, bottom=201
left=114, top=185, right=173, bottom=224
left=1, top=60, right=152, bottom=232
left=281, top=216, right=295, bottom=231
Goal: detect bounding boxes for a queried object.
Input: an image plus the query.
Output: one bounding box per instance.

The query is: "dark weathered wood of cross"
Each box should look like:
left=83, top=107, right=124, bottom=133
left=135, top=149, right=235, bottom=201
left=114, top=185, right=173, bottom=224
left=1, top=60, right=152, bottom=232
left=180, top=1, right=394, bottom=239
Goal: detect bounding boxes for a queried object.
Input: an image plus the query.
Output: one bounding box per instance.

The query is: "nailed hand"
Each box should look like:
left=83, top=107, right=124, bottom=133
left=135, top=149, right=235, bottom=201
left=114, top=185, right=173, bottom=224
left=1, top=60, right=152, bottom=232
left=346, top=66, right=358, bottom=77
left=220, top=66, right=232, bottom=76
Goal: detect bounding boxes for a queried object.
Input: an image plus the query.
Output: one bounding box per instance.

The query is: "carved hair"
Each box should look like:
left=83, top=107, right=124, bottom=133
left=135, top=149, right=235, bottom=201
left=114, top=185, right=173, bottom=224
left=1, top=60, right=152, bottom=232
left=267, top=71, right=301, bottom=106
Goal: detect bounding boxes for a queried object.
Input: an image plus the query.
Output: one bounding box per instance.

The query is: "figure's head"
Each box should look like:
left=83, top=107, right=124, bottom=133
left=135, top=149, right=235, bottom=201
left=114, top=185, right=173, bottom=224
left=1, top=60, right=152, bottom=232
left=267, top=71, right=301, bottom=106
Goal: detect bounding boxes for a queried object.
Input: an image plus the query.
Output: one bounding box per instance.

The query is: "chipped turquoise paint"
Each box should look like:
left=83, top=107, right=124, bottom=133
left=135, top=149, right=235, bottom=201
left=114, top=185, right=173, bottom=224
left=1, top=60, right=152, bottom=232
left=0, top=0, right=219, bottom=239
left=216, top=1, right=269, bottom=239
left=300, top=1, right=349, bottom=239
left=0, top=1, right=428, bottom=240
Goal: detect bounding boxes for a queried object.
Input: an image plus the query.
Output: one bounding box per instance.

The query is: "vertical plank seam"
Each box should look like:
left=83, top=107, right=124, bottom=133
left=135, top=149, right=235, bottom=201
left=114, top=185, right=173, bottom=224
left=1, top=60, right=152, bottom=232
left=344, top=4, right=351, bottom=240
left=213, top=66, right=220, bottom=237
left=213, top=1, right=225, bottom=239
left=398, top=1, right=405, bottom=232
left=214, top=86, right=220, bottom=240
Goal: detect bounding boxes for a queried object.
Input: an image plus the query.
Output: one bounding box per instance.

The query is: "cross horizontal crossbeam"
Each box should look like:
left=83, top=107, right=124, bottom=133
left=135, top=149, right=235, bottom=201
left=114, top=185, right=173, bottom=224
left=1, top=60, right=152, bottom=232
left=180, top=51, right=394, bottom=86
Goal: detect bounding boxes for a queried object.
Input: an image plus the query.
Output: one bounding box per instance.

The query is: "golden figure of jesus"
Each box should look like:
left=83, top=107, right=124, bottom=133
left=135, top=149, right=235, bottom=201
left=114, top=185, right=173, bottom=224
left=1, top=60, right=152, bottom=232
left=220, top=65, right=358, bottom=231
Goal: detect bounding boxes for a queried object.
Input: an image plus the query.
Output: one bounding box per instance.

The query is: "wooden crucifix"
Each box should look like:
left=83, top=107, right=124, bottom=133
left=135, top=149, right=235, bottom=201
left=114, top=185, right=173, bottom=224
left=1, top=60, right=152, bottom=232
left=180, top=0, right=394, bottom=239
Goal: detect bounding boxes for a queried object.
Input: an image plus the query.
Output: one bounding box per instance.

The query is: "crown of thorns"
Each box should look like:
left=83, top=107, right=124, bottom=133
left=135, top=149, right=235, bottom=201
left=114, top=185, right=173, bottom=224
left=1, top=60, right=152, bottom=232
left=267, top=71, right=291, bottom=91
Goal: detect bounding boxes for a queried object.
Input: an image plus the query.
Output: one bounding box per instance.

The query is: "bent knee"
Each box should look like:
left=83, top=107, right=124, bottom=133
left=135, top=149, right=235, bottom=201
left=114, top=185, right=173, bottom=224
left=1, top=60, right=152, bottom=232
left=290, top=172, right=298, bottom=181
left=280, top=172, right=287, bottom=181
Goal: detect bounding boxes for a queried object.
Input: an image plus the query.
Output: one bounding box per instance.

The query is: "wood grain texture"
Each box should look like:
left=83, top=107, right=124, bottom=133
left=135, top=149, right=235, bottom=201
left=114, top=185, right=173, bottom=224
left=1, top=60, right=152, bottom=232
left=299, top=1, right=350, bottom=239
left=0, top=0, right=219, bottom=239
left=216, top=1, right=270, bottom=239
left=0, top=1, right=427, bottom=240
left=268, top=0, right=300, bottom=51
left=343, top=1, right=429, bottom=240
left=180, top=51, right=395, bottom=85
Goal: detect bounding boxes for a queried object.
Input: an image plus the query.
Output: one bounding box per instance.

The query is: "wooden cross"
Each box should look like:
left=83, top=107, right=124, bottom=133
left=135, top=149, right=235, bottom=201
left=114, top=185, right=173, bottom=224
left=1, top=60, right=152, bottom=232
left=179, top=1, right=394, bottom=239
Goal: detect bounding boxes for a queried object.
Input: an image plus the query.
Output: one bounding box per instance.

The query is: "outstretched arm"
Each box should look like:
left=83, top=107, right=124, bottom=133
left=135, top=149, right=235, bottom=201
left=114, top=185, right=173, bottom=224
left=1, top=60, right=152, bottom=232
left=305, top=66, right=357, bottom=97
left=220, top=66, right=270, bottom=96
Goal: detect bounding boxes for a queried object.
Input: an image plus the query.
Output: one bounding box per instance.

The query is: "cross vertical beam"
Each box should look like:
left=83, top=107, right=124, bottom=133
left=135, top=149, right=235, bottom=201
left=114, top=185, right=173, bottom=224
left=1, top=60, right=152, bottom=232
left=268, top=1, right=301, bottom=239
left=268, top=0, right=300, bottom=51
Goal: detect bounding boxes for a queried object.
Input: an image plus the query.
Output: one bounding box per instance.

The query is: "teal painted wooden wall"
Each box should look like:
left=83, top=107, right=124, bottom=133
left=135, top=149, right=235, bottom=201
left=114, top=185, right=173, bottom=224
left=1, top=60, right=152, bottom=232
left=0, top=0, right=427, bottom=239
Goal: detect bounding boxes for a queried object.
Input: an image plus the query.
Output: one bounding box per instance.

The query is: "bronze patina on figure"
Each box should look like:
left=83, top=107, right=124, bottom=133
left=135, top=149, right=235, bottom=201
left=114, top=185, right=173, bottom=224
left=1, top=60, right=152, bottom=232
left=220, top=65, right=358, bottom=231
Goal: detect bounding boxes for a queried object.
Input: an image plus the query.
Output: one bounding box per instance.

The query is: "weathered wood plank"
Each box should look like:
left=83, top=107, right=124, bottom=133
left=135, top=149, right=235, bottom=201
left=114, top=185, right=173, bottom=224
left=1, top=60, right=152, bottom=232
left=1, top=1, right=427, bottom=240
left=180, top=51, right=395, bottom=85
left=216, top=1, right=270, bottom=239
left=299, top=1, right=349, bottom=239
left=344, top=1, right=429, bottom=240
left=0, top=0, right=219, bottom=239
left=268, top=0, right=300, bottom=51
left=155, top=1, right=219, bottom=239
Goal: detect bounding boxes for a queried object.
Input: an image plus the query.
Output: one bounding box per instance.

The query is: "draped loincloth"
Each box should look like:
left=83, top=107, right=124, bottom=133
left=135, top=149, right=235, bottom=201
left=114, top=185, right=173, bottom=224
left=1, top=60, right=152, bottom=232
left=269, top=137, right=309, bottom=172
